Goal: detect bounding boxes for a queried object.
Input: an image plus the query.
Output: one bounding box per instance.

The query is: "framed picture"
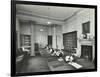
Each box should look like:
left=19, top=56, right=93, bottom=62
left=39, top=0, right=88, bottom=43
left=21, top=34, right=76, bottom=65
left=11, top=0, right=97, bottom=76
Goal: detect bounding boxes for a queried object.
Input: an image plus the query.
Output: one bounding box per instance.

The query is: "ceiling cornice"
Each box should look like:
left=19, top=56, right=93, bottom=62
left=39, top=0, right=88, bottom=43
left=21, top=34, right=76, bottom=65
left=19, top=18, right=61, bottom=26
left=17, top=10, right=64, bottom=22
left=16, top=9, right=84, bottom=23
left=64, top=9, right=84, bottom=21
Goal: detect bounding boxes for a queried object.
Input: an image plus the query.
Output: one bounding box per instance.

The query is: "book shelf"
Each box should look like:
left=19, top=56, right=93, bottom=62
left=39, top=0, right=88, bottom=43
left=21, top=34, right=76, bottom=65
left=20, top=34, right=31, bottom=53
left=63, top=31, right=77, bottom=50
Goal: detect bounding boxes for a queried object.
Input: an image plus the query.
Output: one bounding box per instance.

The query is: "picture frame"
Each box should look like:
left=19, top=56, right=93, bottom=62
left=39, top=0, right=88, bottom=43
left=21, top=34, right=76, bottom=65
left=11, top=0, right=97, bottom=76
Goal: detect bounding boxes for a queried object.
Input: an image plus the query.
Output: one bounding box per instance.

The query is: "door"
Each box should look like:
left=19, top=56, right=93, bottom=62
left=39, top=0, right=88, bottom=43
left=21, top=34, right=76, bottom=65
left=48, top=35, right=52, bottom=47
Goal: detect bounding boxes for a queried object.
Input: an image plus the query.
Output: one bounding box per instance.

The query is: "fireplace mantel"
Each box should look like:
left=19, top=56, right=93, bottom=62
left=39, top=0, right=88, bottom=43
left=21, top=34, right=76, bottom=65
left=78, top=38, right=95, bottom=61
left=78, top=39, right=94, bottom=46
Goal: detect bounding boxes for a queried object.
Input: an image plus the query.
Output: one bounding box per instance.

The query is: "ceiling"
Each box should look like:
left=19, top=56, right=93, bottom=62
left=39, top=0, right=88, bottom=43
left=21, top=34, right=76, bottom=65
left=16, top=4, right=84, bottom=25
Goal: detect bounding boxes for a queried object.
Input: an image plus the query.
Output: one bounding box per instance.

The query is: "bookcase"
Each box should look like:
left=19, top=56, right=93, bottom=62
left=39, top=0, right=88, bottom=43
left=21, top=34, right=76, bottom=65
left=63, top=31, right=77, bottom=50
left=20, top=34, right=31, bottom=53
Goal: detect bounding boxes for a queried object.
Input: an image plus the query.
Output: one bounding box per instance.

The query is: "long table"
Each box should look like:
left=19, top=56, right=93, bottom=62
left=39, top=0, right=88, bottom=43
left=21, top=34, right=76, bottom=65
left=47, top=57, right=94, bottom=71
left=39, top=49, right=95, bottom=71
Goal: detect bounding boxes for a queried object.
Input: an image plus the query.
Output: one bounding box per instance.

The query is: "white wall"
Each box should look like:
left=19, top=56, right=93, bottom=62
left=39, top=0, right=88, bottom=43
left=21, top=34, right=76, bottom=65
left=47, top=26, right=53, bottom=35
left=16, top=17, right=19, bottom=32
left=16, top=17, right=20, bottom=48
left=62, top=9, right=95, bottom=58
left=20, top=21, right=31, bottom=35
left=56, top=25, right=63, bottom=49
left=35, top=25, right=48, bottom=48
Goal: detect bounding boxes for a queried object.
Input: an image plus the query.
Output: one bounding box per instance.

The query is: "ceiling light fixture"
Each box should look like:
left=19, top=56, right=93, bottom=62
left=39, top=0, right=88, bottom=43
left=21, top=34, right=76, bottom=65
left=47, top=21, right=51, bottom=24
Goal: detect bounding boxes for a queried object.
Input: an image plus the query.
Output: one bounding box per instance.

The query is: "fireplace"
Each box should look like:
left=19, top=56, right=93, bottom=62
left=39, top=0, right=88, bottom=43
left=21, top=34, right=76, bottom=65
left=81, top=45, right=92, bottom=61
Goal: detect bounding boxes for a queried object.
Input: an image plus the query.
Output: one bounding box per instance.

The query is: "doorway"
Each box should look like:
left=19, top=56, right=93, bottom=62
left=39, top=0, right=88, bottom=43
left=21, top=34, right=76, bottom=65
left=48, top=35, right=52, bottom=47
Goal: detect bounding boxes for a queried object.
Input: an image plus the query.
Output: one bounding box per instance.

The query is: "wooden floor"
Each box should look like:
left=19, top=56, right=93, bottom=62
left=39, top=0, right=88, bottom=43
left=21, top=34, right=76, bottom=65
left=20, top=56, right=50, bottom=73
left=17, top=56, right=76, bottom=73
left=16, top=50, right=95, bottom=73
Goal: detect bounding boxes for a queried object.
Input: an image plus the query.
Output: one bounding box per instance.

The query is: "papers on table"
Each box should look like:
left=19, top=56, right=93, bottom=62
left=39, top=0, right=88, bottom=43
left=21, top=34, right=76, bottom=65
left=68, top=62, right=83, bottom=69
